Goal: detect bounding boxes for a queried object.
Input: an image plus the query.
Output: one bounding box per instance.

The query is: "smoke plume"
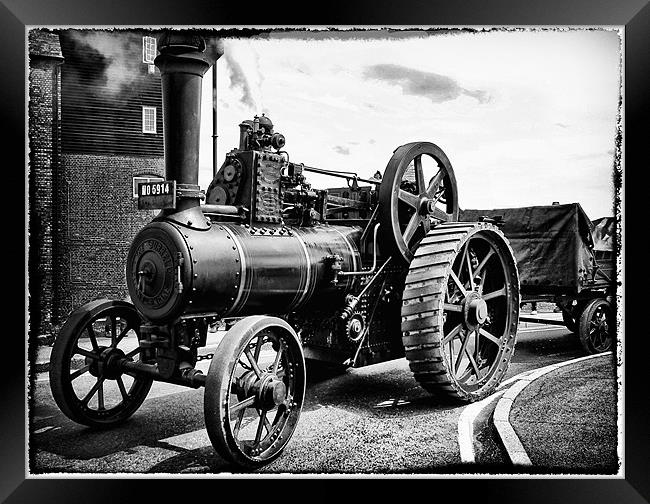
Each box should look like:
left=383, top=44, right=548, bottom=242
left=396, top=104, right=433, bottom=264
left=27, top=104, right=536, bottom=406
left=67, top=30, right=146, bottom=95
left=222, top=42, right=265, bottom=113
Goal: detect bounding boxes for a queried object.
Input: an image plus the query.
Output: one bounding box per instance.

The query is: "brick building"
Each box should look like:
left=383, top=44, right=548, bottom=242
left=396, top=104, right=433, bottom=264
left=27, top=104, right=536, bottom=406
left=28, top=29, right=165, bottom=341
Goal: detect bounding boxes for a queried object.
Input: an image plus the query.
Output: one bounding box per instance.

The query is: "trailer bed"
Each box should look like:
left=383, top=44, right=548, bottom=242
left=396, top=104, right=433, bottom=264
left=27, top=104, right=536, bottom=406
left=460, top=203, right=614, bottom=296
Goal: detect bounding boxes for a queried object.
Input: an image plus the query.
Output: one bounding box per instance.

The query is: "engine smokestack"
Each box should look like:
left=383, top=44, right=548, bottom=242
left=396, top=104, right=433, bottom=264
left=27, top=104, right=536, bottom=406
left=154, top=31, right=222, bottom=211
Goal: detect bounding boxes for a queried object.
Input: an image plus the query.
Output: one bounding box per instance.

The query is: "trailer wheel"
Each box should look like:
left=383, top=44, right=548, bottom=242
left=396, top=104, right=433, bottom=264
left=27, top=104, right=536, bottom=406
left=49, top=299, right=153, bottom=428
left=578, top=298, right=613, bottom=354
left=401, top=222, right=520, bottom=402
left=204, top=316, right=306, bottom=469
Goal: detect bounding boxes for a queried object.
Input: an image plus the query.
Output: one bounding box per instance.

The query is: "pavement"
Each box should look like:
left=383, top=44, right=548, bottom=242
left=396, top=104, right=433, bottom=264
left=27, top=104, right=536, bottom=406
left=500, top=352, right=619, bottom=473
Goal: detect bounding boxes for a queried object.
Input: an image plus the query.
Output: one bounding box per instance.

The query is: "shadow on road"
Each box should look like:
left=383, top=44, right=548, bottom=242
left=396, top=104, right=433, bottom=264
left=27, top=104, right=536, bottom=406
left=30, top=389, right=206, bottom=464
left=511, top=327, right=585, bottom=363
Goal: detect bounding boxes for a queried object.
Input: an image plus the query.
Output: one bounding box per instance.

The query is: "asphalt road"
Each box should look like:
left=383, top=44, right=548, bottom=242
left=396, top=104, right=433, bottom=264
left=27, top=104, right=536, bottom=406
left=29, top=318, right=586, bottom=475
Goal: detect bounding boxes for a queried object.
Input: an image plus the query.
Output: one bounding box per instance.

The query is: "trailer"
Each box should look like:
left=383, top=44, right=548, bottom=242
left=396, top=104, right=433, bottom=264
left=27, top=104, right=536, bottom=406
left=460, top=203, right=615, bottom=354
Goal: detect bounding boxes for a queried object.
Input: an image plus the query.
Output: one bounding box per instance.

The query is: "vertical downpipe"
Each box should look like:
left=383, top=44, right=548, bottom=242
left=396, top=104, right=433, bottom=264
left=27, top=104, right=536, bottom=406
left=212, top=63, right=218, bottom=178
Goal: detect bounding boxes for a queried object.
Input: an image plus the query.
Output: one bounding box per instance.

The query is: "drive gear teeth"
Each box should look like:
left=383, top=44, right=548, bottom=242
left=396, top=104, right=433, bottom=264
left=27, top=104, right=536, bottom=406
left=345, top=312, right=366, bottom=343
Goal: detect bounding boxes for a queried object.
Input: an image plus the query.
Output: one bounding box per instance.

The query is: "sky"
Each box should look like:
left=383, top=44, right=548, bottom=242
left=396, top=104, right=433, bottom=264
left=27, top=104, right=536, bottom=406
left=197, top=28, right=621, bottom=220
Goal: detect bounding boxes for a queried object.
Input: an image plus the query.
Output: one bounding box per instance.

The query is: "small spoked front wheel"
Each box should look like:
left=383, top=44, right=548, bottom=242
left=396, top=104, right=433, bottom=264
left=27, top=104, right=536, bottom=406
left=49, top=299, right=153, bottom=428
left=204, top=316, right=306, bottom=469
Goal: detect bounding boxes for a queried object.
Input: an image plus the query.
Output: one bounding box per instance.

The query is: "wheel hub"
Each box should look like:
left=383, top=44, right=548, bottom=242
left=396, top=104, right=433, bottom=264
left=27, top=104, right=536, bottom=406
left=87, top=346, right=126, bottom=380
left=596, top=310, right=609, bottom=333
left=237, top=371, right=287, bottom=410
left=419, top=196, right=435, bottom=215
left=254, top=373, right=287, bottom=410
left=463, top=291, right=488, bottom=328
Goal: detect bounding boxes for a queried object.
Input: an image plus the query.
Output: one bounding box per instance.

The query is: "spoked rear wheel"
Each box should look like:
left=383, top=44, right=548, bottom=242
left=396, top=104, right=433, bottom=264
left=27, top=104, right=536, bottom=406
left=49, top=299, right=153, bottom=427
left=402, top=222, right=520, bottom=401
left=204, top=316, right=306, bottom=469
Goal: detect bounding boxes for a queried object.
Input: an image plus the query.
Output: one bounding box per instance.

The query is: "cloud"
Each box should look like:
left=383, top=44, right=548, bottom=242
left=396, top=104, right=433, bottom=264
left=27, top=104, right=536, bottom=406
left=333, top=145, right=350, bottom=155
left=363, top=63, right=490, bottom=104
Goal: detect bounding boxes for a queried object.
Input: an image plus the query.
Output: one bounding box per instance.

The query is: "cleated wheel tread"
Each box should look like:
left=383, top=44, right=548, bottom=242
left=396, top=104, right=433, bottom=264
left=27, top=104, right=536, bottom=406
left=401, top=222, right=520, bottom=402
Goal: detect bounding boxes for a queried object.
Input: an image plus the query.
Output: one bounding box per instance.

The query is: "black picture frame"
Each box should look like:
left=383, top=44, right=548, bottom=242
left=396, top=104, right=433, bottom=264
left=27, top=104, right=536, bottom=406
left=6, top=0, right=641, bottom=501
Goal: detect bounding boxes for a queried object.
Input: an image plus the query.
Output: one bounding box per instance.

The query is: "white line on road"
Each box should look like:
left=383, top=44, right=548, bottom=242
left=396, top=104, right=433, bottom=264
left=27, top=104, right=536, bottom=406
left=34, top=426, right=61, bottom=434
left=517, top=326, right=569, bottom=334
left=457, top=367, right=536, bottom=464
left=458, top=390, right=504, bottom=463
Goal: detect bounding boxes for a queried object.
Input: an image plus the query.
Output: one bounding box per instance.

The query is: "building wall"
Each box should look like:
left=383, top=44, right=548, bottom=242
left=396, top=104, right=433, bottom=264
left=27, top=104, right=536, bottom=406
left=57, top=154, right=163, bottom=315
left=28, top=28, right=164, bottom=340
left=28, top=30, right=63, bottom=340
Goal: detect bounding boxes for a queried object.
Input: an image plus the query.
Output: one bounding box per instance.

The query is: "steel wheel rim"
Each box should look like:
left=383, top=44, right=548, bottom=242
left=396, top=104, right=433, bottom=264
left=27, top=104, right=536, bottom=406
left=224, top=327, right=304, bottom=462
left=440, top=231, right=517, bottom=393
left=61, top=307, right=150, bottom=421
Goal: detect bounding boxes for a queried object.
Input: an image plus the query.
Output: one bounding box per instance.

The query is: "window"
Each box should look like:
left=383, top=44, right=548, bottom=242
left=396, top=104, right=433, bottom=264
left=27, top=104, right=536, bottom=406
left=133, top=176, right=164, bottom=198
left=142, top=106, right=157, bottom=134
left=142, top=36, right=157, bottom=63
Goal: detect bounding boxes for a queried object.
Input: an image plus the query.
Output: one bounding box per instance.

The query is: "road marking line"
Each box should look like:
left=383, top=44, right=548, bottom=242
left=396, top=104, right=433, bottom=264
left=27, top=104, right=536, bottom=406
left=458, top=352, right=612, bottom=465
left=34, top=426, right=61, bottom=434
left=493, top=351, right=612, bottom=466
left=517, top=326, right=569, bottom=334
left=458, top=390, right=504, bottom=463
left=493, top=381, right=532, bottom=465
left=457, top=367, right=537, bottom=464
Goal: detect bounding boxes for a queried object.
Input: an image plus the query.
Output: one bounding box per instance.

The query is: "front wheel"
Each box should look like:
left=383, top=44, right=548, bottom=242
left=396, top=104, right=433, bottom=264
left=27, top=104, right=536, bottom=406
left=204, top=316, right=306, bottom=469
left=578, top=298, right=614, bottom=354
left=49, top=299, right=153, bottom=428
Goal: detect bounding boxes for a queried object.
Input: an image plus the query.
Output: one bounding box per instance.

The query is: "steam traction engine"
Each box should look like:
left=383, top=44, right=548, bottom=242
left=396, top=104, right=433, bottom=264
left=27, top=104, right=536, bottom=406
left=49, top=33, right=520, bottom=469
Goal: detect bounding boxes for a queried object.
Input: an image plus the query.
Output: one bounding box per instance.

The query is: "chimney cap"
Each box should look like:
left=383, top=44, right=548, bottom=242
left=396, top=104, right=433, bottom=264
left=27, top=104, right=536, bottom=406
left=157, top=31, right=206, bottom=54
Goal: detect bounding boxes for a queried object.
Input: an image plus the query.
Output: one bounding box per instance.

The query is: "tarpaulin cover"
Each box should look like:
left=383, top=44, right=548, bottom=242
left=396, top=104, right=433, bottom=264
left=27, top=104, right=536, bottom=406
left=591, top=217, right=615, bottom=252
left=459, top=203, right=598, bottom=295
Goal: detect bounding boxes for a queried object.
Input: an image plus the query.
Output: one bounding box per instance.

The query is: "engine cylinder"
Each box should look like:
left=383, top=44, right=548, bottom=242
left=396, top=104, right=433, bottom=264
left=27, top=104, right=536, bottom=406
left=126, top=219, right=362, bottom=323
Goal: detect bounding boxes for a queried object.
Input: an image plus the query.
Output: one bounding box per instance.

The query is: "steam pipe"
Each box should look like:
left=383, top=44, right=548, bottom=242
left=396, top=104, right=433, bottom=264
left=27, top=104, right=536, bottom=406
left=338, top=223, right=381, bottom=277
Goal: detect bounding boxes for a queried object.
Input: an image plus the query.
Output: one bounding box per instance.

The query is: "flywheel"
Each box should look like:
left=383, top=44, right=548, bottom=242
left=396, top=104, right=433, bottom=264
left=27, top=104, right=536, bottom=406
left=378, top=142, right=459, bottom=263
left=401, top=222, right=520, bottom=402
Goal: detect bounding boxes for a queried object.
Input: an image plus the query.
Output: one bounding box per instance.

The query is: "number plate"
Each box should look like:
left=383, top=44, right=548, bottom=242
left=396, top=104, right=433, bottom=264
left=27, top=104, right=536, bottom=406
left=137, top=180, right=176, bottom=210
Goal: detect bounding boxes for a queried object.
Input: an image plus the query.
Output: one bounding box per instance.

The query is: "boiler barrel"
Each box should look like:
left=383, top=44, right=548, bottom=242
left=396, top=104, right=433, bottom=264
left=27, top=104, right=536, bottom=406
left=126, top=220, right=361, bottom=322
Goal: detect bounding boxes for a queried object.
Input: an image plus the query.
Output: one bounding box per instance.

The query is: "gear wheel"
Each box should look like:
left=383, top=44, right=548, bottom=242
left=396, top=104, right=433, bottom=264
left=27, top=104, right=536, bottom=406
left=345, top=313, right=366, bottom=343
